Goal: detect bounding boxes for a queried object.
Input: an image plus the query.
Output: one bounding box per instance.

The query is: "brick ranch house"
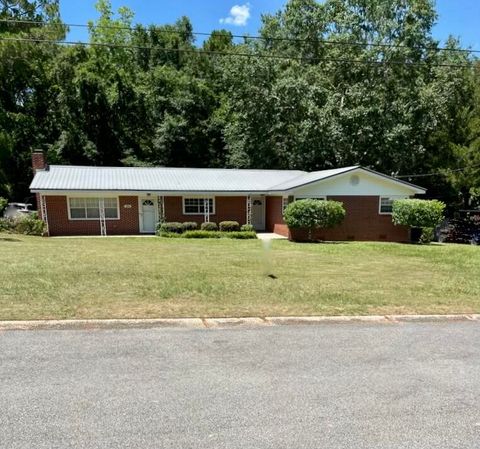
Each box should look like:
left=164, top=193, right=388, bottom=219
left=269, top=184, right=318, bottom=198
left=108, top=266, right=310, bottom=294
left=30, top=150, right=425, bottom=240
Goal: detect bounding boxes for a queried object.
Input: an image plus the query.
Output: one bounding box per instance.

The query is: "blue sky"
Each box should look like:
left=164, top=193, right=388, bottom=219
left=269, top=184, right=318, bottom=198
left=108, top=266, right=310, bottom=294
left=60, top=0, right=480, bottom=51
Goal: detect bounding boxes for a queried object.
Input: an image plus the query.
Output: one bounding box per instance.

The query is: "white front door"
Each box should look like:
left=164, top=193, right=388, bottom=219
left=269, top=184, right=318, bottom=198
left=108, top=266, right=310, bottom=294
left=140, top=198, right=156, bottom=233
left=251, top=196, right=265, bottom=231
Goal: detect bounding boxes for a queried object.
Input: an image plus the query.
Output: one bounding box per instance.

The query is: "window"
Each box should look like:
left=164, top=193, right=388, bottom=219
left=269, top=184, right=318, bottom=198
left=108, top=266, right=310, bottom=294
left=68, top=197, right=119, bottom=220
left=183, top=197, right=215, bottom=215
left=379, top=197, right=395, bottom=214
left=282, top=197, right=289, bottom=213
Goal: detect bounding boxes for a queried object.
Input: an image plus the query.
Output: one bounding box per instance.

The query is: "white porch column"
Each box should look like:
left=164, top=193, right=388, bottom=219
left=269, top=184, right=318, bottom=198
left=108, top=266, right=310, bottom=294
left=98, top=198, right=107, bottom=236
left=203, top=198, right=210, bottom=223
left=157, top=196, right=166, bottom=224
left=246, top=195, right=252, bottom=225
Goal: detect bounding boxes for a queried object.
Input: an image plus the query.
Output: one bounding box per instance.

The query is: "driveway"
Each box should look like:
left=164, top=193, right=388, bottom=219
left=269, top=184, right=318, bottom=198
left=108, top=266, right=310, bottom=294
left=1, top=322, right=479, bottom=449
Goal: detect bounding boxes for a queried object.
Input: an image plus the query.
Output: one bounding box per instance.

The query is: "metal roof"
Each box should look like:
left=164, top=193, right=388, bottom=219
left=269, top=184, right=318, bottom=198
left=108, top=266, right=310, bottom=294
left=30, top=165, right=306, bottom=192
left=30, top=164, right=426, bottom=193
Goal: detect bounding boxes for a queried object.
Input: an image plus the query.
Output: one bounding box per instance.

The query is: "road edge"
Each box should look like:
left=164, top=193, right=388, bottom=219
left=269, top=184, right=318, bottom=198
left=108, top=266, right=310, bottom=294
left=0, top=314, right=478, bottom=331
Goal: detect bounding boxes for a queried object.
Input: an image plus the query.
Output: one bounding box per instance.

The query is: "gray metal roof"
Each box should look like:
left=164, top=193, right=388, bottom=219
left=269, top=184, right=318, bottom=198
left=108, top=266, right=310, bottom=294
left=30, top=164, right=425, bottom=193
left=269, top=166, right=359, bottom=190
left=30, top=165, right=306, bottom=192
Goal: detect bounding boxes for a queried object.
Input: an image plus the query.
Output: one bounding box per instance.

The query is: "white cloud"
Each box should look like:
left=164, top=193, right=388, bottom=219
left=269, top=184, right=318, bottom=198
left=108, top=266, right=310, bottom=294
left=220, top=3, right=251, bottom=26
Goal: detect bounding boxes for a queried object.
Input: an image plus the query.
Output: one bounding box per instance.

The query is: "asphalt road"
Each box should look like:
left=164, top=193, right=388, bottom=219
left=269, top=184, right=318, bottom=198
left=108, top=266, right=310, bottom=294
left=1, top=322, right=480, bottom=449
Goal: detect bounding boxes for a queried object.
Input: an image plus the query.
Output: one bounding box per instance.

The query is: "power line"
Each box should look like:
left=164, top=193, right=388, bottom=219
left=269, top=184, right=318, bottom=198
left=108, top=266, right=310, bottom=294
left=1, top=18, right=479, bottom=55
left=396, top=163, right=480, bottom=178
left=0, top=36, right=473, bottom=68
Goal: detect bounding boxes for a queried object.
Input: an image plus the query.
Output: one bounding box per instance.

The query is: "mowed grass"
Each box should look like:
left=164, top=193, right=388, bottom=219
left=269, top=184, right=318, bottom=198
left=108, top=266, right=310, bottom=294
left=0, top=233, right=479, bottom=320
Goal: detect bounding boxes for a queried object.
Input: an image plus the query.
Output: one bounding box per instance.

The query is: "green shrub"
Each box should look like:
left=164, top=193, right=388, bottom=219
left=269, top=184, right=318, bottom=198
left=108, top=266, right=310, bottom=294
left=392, top=199, right=445, bottom=244
left=240, top=224, right=255, bottom=232
left=0, top=197, right=7, bottom=215
left=14, top=213, right=46, bottom=236
left=284, top=199, right=345, bottom=240
left=157, top=222, right=184, bottom=234
left=183, top=230, right=222, bottom=239
left=200, top=222, right=218, bottom=231
left=0, top=217, right=14, bottom=232
left=171, top=230, right=257, bottom=239
left=156, top=231, right=182, bottom=238
left=223, top=231, right=257, bottom=239
left=182, top=221, right=198, bottom=231
left=219, top=221, right=240, bottom=232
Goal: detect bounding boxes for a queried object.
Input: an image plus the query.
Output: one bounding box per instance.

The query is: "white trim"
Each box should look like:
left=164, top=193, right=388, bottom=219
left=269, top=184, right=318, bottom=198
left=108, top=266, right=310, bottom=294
left=67, top=196, right=120, bottom=221
left=378, top=195, right=407, bottom=215
left=182, top=196, right=216, bottom=216
left=33, top=190, right=274, bottom=196
left=283, top=167, right=426, bottom=195
left=294, top=195, right=327, bottom=201
left=138, top=196, right=158, bottom=233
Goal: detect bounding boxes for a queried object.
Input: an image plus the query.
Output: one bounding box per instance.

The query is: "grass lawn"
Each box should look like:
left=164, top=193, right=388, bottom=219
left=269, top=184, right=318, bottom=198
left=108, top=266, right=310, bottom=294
left=0, top=233, right=479, bottom=320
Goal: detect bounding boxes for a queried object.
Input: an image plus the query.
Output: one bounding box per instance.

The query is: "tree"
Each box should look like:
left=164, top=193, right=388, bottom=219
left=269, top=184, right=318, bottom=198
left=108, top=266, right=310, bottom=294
left=284, top=199, right=346, bottom=240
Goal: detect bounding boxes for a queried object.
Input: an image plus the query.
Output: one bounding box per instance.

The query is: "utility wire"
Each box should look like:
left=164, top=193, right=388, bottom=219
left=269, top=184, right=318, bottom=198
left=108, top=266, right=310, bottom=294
left=1, top=18, right=479, bottom=55
left=396, top=163, right=480, bottom=178
left=0, top=36, right=474, bottom=68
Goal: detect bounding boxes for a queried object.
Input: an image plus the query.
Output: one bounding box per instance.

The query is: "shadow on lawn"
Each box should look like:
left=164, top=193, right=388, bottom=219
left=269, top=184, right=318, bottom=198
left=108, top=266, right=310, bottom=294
left=0, top=237, right=22, bottom=242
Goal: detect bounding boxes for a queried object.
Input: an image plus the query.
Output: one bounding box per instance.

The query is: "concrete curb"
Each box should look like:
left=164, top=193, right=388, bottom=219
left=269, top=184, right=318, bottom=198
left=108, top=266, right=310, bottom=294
left=0, top=314, right=478, bottom=331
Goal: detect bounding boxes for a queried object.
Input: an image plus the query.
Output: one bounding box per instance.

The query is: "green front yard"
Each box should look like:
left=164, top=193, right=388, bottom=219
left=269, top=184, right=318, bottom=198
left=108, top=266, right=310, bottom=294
left=0, top=234, right=479, bottom=320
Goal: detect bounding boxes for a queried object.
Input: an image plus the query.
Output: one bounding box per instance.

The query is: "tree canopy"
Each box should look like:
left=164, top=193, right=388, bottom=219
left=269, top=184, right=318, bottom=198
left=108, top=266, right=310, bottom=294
left=0, top=0, right=478, bottom=212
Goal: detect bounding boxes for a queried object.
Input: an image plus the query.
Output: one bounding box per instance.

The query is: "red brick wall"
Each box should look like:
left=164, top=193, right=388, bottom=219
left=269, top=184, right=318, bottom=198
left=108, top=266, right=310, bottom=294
left=287, top=196, right=409, bottom=242
left=32, top=150, right=46, bottom=172
left=266, top=196, right=289, bottom=236
left=165, top=196, right=247, bottom=225
left=46, top=196, right=139, bottom=236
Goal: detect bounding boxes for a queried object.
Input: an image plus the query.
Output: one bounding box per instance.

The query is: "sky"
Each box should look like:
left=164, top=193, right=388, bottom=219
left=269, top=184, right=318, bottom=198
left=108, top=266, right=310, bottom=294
left=60, top=0, right=480, bottom=51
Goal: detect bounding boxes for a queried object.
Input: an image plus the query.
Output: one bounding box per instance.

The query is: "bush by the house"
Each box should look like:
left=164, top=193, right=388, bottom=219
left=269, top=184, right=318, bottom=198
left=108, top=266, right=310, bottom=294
left=182, top=221, right=198, bottom=231
left=240, top=224, right=255, bottom=232
left=219, top=221, right=240, bottom=232
left=14, top=213, right=46, bottom=236
left=392, top=199, right=445, bottom=244
left=200, top=222, right=218, bottom=231
left=223, top=231, right=257, bottom=239
left=157, top=222, right=184, bottom=235
left=182, top=230, right=256, bottom=239
left=284, top=199, right=345, bottom=241
left=183, top=230, right=222, bottom=239
left=0, top=217, right=14, bottom=232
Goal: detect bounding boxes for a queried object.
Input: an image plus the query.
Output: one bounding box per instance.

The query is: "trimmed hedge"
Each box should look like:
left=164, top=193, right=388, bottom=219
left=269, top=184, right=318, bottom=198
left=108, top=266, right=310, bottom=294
left=157, top=222, right=184, bottom=234
left=284, top=199, right=345, bottom=240
left=219, top=221, right=240, bottom=232
left=182, top=221, right=198, bottom=231
left=240, top=224, right=255, bottom=232
left=392, top=199, right=445, bottom=244
left=284, top=199, right=345, bottom=229
left=183, top=230, right=222, bottom=239
left=166, top=230, right=257, bottom=239
left=201, top=222, right=218, bottom=231
left=223, top=231, right=257, bottom=239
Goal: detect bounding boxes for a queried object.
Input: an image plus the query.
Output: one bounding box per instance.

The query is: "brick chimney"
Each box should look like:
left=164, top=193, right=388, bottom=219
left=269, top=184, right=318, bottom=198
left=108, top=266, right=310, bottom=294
left=32, top=149, right=46, bottom=172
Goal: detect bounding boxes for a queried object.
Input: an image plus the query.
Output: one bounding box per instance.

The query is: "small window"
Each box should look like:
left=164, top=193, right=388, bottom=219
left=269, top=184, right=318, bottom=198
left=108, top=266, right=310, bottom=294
left=379, top=197, right=394, bottom=214
left=282, top=197, right=289, bottom=213
left=183, top=198, right=215, bottom=215
left=68, top=197, right=119, bottom=220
